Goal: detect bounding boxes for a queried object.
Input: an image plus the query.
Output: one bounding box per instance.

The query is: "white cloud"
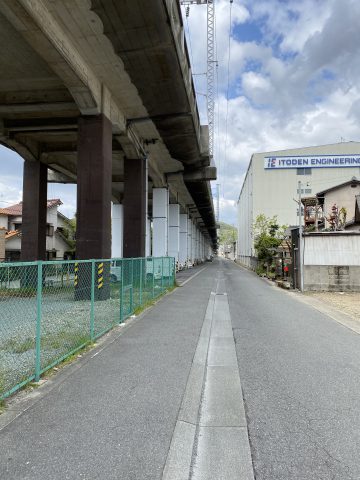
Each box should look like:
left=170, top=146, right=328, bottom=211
left=0, top=181, right=22, bottom=207
left=180, top=0, right=360, bottom=224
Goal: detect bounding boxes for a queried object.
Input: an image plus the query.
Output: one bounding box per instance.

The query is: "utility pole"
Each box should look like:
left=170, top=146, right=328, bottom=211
left=298, top=181, right=304, bottom=291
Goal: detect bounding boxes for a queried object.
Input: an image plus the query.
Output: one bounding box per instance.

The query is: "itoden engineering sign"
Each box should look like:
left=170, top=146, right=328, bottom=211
left=264, top=154, right=360, bottom=169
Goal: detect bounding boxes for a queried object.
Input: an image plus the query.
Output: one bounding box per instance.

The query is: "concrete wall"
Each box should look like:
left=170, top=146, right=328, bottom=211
left=0, top=216, right=8, bottom=229
left=5, top=235, right=21, bottom=252
left=303, top=233, right=360, bottom=291
left=47, top=206, right=58, bottom=230
left=304, top=266, right=360, bottom=291
left=54, top=232, right=70, bottom=259
left=237, top=142, right=360, bottom=266
left=237, top=158, right=253, bottom=261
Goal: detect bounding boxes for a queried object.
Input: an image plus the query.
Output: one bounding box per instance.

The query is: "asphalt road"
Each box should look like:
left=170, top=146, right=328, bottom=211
left=224, top=259, right=360, bottom=480
left=1, top=258, right=360, bottom=479
left=0, top=264, right=216, bottom=480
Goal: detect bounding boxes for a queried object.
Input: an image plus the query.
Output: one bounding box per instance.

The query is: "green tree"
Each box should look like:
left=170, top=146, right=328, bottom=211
left=253, top=214, right=288, bottom=272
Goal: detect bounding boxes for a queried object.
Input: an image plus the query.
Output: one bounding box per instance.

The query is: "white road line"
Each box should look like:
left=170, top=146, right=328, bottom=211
left=163, top=272, right=255, bottom=480
left=177, top=267, right=207, bottom=286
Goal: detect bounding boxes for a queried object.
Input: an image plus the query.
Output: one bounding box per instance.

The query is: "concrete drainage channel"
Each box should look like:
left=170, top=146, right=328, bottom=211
left=162, top=274, right=255, bottom=480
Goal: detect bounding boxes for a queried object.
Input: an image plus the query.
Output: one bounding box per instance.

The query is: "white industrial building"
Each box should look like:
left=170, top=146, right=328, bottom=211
left=237, top=142, right=360, bottom=267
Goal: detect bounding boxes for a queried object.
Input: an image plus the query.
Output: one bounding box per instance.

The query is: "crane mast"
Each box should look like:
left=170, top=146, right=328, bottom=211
left=179, top=0, right=215, bottom=161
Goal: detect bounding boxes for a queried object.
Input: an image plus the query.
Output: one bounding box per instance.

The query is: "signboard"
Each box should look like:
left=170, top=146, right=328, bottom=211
left=264, top=154, right=360, bottom=169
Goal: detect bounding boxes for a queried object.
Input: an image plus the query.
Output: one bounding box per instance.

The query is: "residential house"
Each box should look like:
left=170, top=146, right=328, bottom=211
left=0, top=199, right=74, bottom=262
left=316, top=177, right=360, bottom=230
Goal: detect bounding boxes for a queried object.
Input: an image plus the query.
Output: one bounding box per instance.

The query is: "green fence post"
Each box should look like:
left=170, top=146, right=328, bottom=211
left=90, top=260, right=95, bottom=341
left=173, top=257, right=176, bottom=286
left=168, top=257, right=172, bottom=287
left=130, top=258, right=134, bottom=313
left=120, top=258, right=124, bottom=323
left=152, top=258, right=155, bottom=299
left=139, top=258, right=143, bottom=307
left=161, top=257, right=164, bottom=292
left=35, top=261, right=43, bottom=382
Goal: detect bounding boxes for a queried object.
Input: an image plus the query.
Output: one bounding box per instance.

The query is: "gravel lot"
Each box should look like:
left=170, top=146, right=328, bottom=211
left=0, top=282, right=165, bottom=398
left=0, top=290, right=124, bottom=397
left=305, top=291, right=360, bottom=322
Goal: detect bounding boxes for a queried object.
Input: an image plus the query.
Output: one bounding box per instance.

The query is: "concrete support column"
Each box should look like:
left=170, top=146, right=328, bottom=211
left=152, top=188, right=168, bottom=257
left=112, top=204, right=123, bottom=258
left=168, top=204, right=180, bottom=264
left=197, top=228, right=200, bottom=261
left=21, top=161, right=47, bottom=261
left=194, top=226, right=198, bottom=262
left=179, top=214, right=188, bottom=266
left=146, top=217, right=151, bottom=257
left=192, top=222, right=197, bottom=263
left=123, top=157, right=147, bottom=258
left=77, top=114, right=112, bottom=260
left=187, top=217, right=192, bottom=265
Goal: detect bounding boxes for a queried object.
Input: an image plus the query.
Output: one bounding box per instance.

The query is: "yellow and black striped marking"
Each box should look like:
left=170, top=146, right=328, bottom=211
left=74, top=262, right=79, bottom=287
left=98, top=262, right=104, bottom=289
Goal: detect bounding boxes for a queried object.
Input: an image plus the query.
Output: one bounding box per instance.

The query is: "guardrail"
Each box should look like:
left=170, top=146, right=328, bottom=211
left=0, top=257, right=175, bottom=399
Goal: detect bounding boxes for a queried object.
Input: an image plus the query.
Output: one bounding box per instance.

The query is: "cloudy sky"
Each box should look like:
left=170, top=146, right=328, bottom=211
left=1, top=0, right=360, bottom=224
left=181, top=0, right=360, bottom=224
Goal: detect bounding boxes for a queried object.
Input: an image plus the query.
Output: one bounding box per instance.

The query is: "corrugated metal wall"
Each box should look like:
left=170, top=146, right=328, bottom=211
left=304, top=234, right=360, bottom=266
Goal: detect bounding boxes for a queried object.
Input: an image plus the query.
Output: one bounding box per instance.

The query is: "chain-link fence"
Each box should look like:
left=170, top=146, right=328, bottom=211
left=0, top=257, right=175, bottom=399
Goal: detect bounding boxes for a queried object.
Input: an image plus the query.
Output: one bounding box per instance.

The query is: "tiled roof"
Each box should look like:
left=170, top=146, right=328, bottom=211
left=0, top=199, right=62, bottom=216
left=5, top=230, right=21, bottom=240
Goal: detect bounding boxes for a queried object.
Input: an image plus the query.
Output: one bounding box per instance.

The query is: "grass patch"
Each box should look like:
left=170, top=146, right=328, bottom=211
left=0, top=288, right=37, bottom=298
left=0, top=337, right=35, bottom=354
left=133, top=284, right=176, bottom=316
left=0, top=331, right=90, bottom=355
left=41, top=331, right=90, bottom=351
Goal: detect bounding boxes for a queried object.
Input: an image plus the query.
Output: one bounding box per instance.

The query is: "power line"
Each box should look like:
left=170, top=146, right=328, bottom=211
left=223, top=0, right=233, bottom=193
left=184, top=10, right=195, bottom=69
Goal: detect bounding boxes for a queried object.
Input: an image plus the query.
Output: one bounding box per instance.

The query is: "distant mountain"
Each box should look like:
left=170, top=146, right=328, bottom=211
left=218, top=221, right=237, bottom=245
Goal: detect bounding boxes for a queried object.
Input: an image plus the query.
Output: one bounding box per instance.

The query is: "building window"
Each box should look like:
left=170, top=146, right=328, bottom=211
left=46, top=224, right=54, bottom=237
left=297, top=168, right=312, bottom=175
left=297, top=188, right=312, bottom=195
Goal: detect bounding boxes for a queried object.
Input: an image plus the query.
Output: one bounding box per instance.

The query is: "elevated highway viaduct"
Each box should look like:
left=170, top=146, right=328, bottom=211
left=0, top=0, right=217, bottom=264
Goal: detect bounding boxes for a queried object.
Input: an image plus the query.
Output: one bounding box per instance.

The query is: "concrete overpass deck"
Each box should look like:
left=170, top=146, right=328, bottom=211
left=0, top=0, right=217, bottom=261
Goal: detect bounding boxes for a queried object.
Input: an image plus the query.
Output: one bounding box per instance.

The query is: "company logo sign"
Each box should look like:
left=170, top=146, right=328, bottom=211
left=264, top=155, right=360, bottom=169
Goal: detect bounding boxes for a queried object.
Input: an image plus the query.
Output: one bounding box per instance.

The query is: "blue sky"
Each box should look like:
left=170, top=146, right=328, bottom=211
left=2, top=0, right=360, bottom=225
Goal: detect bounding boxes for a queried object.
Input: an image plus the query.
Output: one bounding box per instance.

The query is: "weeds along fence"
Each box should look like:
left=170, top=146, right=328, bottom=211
left=0, top=256, right=175, bottom=399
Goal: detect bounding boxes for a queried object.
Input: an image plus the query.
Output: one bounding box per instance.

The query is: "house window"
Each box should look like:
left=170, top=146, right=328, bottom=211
left=297, top=168, right=312, bottom=175
left=297, top=188, right=312, bottom=195
left=46, top=224, right=54, bottom=237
